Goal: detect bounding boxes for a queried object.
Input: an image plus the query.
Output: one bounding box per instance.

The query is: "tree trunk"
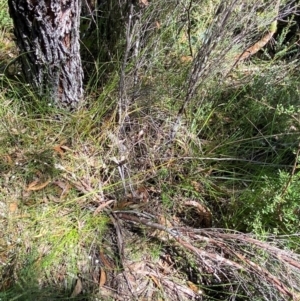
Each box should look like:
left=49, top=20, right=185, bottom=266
left=8, top=0, right=83, bottom=109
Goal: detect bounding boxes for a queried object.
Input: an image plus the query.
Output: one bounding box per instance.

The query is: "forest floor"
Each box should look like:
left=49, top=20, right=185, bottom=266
left=1, top=1, right=300, bottom=300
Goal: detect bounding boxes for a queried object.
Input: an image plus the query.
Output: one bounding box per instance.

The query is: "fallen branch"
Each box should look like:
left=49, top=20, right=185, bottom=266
left=114, top=210, right=300, bottom=300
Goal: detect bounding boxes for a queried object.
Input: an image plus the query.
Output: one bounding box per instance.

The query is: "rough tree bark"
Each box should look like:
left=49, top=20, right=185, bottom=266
left=8, top=0, right=83, bottom=109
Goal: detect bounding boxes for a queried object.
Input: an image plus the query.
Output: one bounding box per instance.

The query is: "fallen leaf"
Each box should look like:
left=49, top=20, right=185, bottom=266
left=26, top=179, right=51, bottom=191
left=99, top=268, right=106, bottom=287
left=53, top=180, right=70, bottom=199
left=9, top=202, right=18, bottom=213
left=187, top=281, right=199, bottom=293
left=26, top=179, right=39, bottom=190
left=60, top=145, right=72, bottom=151
left=149, top=274, right=161, bottom=288
left=53, top=145, right=65, bottom=157
left=70, top=277, right=83, bottom=298
left=93, top=200, right=115, bottom=216
left=99, top=250, right=114, bottom=270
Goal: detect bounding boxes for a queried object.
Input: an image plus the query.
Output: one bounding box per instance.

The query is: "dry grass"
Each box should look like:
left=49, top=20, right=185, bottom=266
left=1, top=0, right=300, bottom=300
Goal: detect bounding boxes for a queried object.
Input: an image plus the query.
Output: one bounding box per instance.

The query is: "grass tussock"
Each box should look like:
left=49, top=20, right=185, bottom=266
left=1, top=0, right=300, bottom=300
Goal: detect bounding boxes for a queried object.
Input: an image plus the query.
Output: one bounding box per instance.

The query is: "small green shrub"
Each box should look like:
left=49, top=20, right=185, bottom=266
left=230, top=166, right=300, bottom=234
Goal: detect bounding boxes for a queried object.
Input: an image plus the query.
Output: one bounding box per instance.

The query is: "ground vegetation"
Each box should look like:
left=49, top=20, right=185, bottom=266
left=1, top=0, right=300, bottom=300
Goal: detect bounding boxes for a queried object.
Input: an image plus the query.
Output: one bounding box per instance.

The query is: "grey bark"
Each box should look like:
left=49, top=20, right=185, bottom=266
left=8, top=0, right=83, bottom=109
